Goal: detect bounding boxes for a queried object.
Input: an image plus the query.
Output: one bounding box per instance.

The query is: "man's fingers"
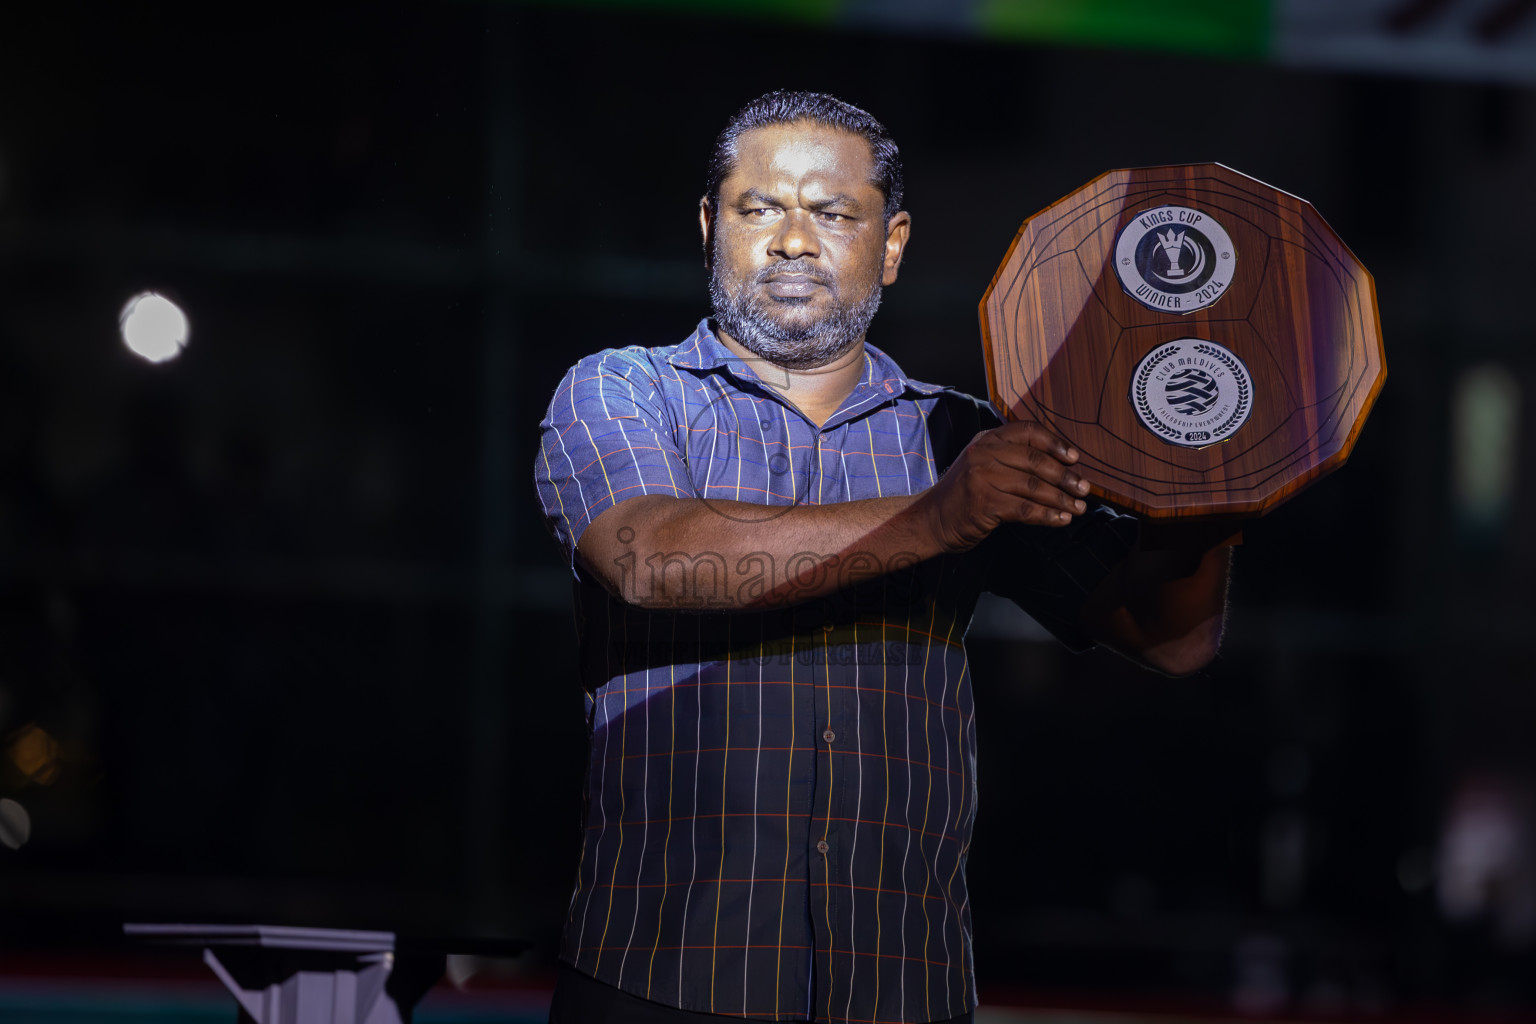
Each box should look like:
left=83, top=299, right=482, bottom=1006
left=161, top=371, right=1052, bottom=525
left=1012, top=498, right=1077, bottom=527
left=941, top=420, right=1096, bottom=536
left=984, top=424, right=1091, bottom=492
left=982, top=445, right=1092, bottom=501
left=984, top=476, right=1088, bottom=519
left=1022, top=423, right=1079, bottom=463
left=994, top=420, right=1079, bottom=462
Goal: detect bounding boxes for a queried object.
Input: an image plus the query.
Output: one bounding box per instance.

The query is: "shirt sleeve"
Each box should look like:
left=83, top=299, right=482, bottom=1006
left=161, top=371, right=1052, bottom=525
left=534, top=349, right=696, bottom=574
left=980, top=506, right=1141, bottom=652
left=971, top=399, right=1143, bottom=651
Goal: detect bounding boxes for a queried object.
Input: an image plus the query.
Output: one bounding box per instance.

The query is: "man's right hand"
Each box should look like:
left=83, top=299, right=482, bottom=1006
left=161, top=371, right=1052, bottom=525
left=913, top=420, right=1091, bottom=553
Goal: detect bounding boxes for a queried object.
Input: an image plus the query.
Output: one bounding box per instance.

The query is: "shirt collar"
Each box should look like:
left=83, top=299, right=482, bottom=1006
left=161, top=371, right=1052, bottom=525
left=668, top=318, right=948, bottom=398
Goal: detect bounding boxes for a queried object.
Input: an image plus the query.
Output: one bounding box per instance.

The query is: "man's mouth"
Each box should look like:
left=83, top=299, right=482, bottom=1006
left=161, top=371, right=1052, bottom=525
left=762, top=273, right=829, bottom=300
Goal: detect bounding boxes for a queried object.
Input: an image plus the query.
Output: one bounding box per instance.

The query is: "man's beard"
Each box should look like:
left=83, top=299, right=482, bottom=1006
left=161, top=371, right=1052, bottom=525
left=708, top=243, right=884, bottom=371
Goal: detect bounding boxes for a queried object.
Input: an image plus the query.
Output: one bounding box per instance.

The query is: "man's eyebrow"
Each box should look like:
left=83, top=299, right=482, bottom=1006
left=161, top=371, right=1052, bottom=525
left=806, top=193, right=862, bottom=212
left=733, top=188, right=784, bottom=208
left=731, top=188, right=864, bottom=212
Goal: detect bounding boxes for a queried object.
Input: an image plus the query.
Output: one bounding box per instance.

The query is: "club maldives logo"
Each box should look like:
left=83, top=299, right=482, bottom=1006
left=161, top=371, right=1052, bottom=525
left=1130, top=339, right=1253, bottom=448
left=1114, top=205, right=1236, bottom=314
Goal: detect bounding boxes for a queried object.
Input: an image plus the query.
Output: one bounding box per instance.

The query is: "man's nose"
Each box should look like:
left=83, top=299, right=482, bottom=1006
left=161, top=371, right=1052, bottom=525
left=768, top=210, right=820, bottom=260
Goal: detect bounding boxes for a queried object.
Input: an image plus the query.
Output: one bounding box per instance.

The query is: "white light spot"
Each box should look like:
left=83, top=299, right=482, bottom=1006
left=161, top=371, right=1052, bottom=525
left=120, top=292, right=190, bottom=364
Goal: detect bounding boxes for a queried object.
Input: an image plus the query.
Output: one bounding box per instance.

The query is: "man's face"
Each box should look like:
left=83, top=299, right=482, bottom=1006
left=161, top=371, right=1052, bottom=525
left=704, top=122, right=909, bottom=369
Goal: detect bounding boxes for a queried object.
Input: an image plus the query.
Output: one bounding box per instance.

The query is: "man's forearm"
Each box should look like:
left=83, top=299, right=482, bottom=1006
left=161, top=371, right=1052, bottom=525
left=1082, top=532, right=1233, bottom=676
left=578, top=492, right=946, bottom=611
left=573, top=419, right=1095, bottom=612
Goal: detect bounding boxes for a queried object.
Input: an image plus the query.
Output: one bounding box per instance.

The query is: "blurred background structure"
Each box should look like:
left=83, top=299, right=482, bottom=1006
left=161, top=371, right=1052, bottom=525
left=1, top=1, right=1534, bottom=1020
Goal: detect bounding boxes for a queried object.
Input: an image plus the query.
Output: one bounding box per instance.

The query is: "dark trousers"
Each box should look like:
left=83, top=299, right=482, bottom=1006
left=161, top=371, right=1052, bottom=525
left=548, top=963, right=975, bottom=1024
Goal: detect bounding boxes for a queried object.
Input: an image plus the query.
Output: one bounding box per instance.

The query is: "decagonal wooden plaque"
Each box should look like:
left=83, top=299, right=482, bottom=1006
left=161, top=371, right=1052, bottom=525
left=980, top=163, right=1385, bottom=520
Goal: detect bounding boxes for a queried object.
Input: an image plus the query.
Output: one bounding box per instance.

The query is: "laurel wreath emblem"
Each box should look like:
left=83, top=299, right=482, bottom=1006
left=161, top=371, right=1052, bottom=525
left=1132, top=345, right=1185, bottom=441
left=1130, top=340, right=1253, bottom=448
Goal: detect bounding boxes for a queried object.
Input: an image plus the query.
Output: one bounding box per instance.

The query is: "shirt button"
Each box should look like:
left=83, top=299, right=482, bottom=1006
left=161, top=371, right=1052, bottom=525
left=816, top=840, right=829, bottom=854
left=822, top=729, right=836, bottom=743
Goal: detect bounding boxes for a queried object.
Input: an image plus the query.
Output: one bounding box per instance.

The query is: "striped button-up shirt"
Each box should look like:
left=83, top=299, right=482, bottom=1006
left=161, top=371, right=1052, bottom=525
left=534, top=320, right=1137, bottom=1023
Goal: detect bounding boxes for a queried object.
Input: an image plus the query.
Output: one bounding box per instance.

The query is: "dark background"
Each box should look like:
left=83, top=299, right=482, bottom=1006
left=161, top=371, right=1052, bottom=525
left=1, top=1, right=1533, bottom=1018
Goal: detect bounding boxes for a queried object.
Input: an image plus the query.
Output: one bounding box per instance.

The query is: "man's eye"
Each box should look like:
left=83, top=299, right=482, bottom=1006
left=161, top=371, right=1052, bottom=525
left=819, top=212, right=847, bottom=222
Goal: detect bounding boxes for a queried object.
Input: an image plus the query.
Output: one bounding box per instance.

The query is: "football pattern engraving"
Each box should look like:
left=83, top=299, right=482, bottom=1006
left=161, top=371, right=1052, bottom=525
left=979, top=163, right=1385, bottom=520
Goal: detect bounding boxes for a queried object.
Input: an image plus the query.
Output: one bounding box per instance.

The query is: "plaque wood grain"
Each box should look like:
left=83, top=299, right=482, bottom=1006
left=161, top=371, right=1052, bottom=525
left=980, top=163, right=1385, bottom=520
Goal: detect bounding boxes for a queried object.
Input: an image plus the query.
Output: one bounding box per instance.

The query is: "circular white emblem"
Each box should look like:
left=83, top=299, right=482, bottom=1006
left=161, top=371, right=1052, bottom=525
left=1114, top=205, right=1236, bottom=314
left=1130, top=339, right=1253, bottom=448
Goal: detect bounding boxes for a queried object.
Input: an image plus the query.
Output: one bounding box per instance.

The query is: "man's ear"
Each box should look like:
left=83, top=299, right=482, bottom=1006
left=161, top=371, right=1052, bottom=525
left=699, top=196, right=714, bottom=270
left=882, top=210, right=912, bottom=287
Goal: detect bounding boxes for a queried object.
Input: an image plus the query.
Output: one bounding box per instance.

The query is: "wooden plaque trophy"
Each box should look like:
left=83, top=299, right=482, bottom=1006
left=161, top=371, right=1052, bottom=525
left=980, top=163, right=1385, bottom=520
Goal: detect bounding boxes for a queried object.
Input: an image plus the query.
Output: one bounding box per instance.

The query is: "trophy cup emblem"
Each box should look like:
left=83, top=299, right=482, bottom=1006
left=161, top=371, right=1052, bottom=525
left=1153, top=228, right=1205, bottom=283
left=1114, top=204, right=1237, bottom=314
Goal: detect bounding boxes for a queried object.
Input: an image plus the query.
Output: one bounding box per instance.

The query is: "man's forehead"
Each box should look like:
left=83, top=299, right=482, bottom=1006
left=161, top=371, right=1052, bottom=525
left=728, top=122, right=877, bottom=193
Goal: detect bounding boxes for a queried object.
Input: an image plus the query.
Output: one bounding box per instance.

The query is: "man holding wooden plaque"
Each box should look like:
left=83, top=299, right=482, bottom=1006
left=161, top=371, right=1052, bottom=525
left=535, top=92, right=1240, bottom=1023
